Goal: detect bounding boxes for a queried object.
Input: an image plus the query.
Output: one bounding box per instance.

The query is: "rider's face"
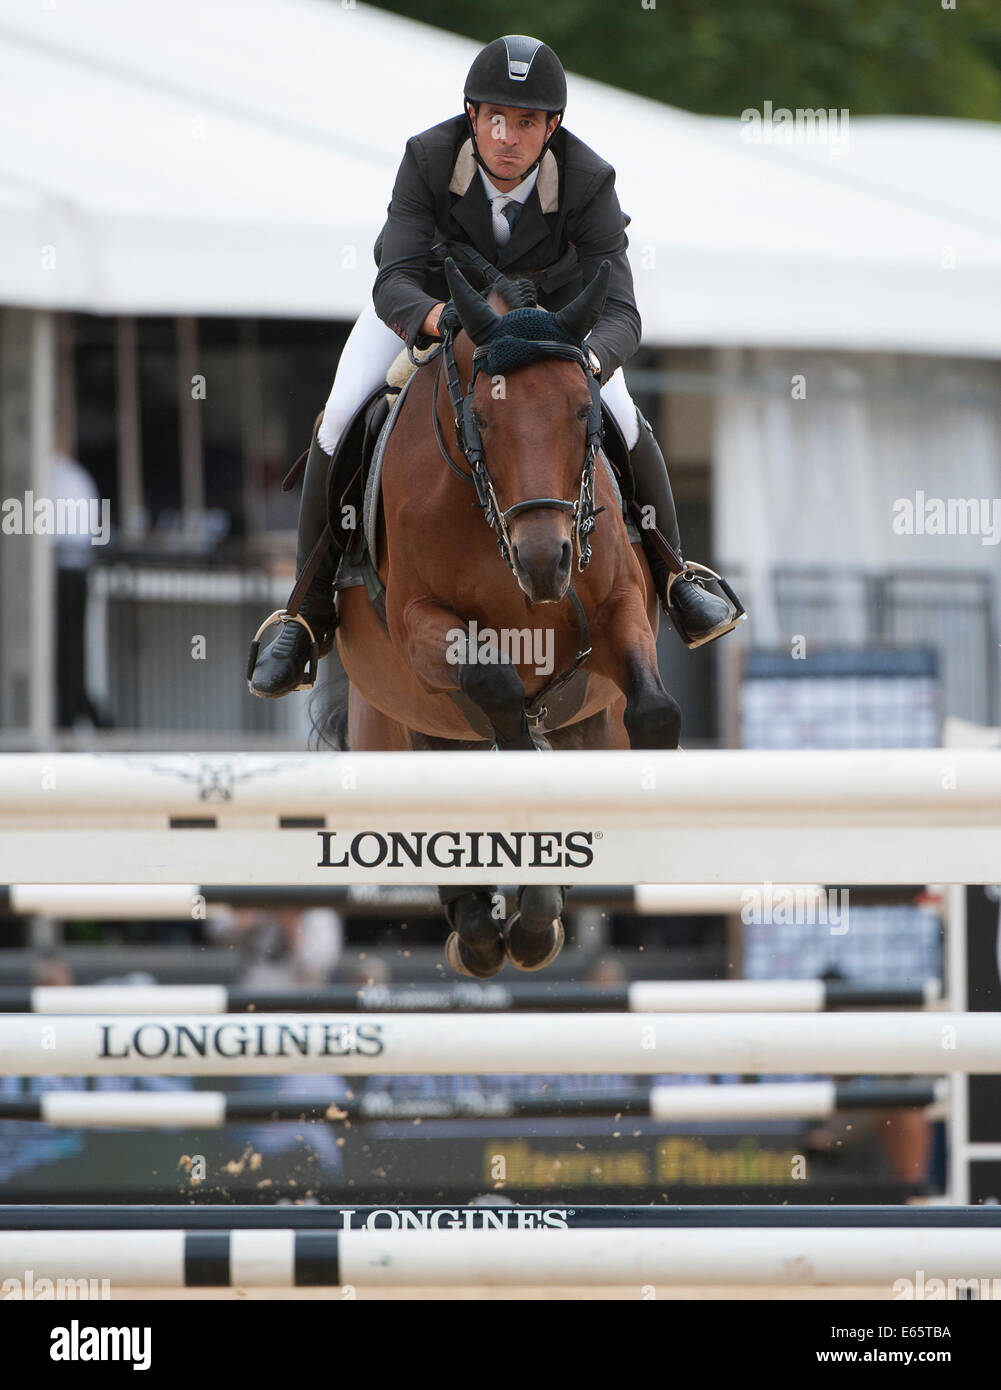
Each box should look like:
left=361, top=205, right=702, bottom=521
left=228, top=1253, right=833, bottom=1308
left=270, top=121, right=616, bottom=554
left=469, top=103, right=560, bottom=188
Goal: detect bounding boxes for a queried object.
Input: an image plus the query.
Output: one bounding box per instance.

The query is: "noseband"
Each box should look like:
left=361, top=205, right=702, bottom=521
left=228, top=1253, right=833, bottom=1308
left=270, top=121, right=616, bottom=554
left=430, top=328, right=605, bottom=574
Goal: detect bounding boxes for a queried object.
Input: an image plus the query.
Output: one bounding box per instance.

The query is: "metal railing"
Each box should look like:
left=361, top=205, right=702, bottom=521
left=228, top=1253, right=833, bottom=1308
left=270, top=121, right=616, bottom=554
left=87, top=561, right=314, bottom=741
left=770, top=566, right=999, bottom=725
left=83, top=559, right=999, bottom=736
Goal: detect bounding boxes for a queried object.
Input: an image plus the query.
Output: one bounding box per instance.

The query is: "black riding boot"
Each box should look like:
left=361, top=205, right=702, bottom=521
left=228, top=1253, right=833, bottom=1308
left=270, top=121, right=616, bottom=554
left=248, top=415, right=338, bottom=698
left=630, top=410, right=743, bottom=649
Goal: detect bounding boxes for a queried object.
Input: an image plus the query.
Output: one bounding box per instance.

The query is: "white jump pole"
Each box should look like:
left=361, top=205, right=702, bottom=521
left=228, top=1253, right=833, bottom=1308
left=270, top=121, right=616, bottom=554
left=626, top=979, right=942, bottom=1011
left=0, top=1079, right=947, bottom=1126
left=1, top=885, right=219, bottom=919
left=31, top=1092, right=230, bottom=1128
left=340, top=1228, right=1001, bottom=1287
left=0, top=749, right=998, bottom=884
left=0, top=1011, right=997, bottom=1076
left=631, top=884, right=827, bottom=915
left=0, top=883, right=821, bottom=919
left=5, top=750, right=1000, bottom=821
left=649, top=1081, right=835, bottom=1122
left=4, top=978, right=938, bottom=1014
left=2, top=1227, right=1001, bottom=1287
left=23, top=986, right=233, bottom=1015
left=15, top=1087, right=809, bottom=1129
left=644, top=1079, right=951, bottom=1121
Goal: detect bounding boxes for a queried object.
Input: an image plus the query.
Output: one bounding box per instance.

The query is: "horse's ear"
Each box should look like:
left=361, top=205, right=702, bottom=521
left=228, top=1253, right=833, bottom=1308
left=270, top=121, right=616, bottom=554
left=444, top=258, right=502, bottom=345
left=553, top=260, right=611, bottom=342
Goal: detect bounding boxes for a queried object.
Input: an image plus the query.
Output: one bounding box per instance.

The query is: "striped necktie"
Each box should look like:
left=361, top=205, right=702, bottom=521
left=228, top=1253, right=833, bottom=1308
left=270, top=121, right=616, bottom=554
left=493, top=198, right=523, bottom=247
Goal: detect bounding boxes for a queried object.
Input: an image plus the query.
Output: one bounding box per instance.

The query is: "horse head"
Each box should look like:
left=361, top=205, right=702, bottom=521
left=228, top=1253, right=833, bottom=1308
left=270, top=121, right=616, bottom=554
left=444, top=258, right=610, bottom=603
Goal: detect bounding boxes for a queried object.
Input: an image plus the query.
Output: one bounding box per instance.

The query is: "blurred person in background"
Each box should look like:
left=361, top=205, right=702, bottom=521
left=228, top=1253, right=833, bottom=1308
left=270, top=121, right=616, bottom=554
left=51, top=446, right=113, bottom=729
left=206, top=905, right=342, bottom=989
left=30, top=955, right=74, bottom=988
left=586, top=954, right=627, bottom=986
left=876, top=1106, right=934, bottom=1184
left=350, top=954, right=391, bottom=987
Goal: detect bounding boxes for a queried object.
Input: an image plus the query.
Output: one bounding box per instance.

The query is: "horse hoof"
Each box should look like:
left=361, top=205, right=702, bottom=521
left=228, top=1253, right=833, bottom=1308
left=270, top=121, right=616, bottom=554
left=445, top=931, right=505, bottom=979
left=504, top=885, right=566, bottom=972
left=443, top=891, right=506, bottom=978
left=503, top=914, right=565, bottom=971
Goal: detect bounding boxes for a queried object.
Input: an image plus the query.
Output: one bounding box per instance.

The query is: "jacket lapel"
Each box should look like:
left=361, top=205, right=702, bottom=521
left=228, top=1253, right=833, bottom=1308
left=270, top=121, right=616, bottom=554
left=447, top=138, right=559, bottom=267
left=448, top=138, right=495, bottom=255
left=449, top=180, right=495, bottom=253
left=496, top=191, right=548, bottom=268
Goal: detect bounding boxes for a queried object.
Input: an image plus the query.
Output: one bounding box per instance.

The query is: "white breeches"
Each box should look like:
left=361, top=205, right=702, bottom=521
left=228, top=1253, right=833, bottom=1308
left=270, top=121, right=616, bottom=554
left=597, top=363, right=640, bottom=450
left=318, top=299, right=640, bottom=455
left=317, top=302, right=406, bottom=453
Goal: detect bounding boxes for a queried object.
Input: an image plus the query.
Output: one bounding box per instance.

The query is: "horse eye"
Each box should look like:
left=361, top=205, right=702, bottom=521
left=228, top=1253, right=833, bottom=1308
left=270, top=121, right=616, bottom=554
left=471, top=410, right=487, bottom=428
left=576, top=404, right=591, bottom=420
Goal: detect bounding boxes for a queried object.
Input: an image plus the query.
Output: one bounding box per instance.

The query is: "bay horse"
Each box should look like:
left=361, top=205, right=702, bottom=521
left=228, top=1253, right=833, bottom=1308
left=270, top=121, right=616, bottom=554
left=332, top=258, right=681, bottom=977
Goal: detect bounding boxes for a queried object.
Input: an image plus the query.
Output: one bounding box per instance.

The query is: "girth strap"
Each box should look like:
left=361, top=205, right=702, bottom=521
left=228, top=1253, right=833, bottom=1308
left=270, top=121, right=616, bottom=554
left=524, top=587, right=592, bottom=728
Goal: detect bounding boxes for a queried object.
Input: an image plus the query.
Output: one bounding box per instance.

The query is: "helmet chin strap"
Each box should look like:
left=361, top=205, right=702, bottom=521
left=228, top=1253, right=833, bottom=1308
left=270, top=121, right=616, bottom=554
left=464, top=104, right=562, bottom=185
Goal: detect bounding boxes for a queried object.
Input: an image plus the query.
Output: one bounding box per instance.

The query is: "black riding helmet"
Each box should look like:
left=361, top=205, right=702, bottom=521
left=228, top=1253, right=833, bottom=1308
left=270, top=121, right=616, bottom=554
left=463, top=35, right=567, bottom=184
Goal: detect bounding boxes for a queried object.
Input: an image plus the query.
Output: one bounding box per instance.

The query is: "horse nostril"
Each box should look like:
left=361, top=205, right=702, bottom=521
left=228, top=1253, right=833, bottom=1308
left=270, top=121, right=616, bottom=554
left=559, top=541, right=572, bottom=573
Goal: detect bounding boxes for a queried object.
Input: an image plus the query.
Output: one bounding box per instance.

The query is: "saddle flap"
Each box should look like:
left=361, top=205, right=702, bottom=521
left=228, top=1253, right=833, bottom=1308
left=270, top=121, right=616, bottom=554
left=598, top=402, right=635, bottom=510
left=362, top=370, right=419, bottom=570
left=325, top=385, right=393, bottom=552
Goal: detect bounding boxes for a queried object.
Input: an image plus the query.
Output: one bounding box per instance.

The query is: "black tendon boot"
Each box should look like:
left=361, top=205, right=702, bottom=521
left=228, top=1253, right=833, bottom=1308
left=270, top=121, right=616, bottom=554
left=440, top=885, right=506, bottom=978
left=248, top=415, right=338, bottom=698
left=629, top=410, right=745, bottom=649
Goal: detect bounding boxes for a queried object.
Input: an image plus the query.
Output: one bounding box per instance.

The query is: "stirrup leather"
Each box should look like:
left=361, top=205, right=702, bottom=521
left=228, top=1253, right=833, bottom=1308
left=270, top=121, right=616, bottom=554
left=665, top=561, right=747, bottom=650
left=246, top=610, right=321, bottom=692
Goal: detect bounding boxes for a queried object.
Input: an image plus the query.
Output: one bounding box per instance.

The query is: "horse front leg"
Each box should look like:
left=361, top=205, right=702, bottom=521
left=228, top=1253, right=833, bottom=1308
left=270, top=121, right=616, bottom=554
left=390, top=594, right=532, bottom=977
left=392, top=595, right=538, bottom=750
left=589, top=588, right=682, bottom=750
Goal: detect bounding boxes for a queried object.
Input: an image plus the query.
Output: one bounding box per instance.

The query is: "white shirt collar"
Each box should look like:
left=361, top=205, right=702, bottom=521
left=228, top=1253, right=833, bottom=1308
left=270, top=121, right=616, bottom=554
left=450, top=140, right=559, bottom=213
left=478, top=161, right=539, bottom=207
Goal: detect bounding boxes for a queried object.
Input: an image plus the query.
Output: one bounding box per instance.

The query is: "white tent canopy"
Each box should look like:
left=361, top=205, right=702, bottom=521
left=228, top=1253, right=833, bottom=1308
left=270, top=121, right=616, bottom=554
left=2, top=0, right=1000, bottom=356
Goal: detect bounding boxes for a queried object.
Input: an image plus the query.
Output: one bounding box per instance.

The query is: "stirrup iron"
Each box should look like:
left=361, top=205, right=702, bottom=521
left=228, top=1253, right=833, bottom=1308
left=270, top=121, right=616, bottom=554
left=665, top=561, right=747, bottom=650
left=246, top=610, right=321, bottom=692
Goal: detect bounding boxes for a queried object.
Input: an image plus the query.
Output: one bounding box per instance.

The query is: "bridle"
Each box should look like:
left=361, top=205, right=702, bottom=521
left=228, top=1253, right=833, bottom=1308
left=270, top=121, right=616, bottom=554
left=429, top=327, right=605, bottom=575
left=425, top=321, right=605, bottom=729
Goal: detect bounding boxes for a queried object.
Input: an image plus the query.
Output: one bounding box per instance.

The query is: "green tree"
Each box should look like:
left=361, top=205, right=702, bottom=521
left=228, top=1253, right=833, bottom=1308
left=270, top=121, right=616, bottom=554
left=366, top=0, right=1001, bottom=120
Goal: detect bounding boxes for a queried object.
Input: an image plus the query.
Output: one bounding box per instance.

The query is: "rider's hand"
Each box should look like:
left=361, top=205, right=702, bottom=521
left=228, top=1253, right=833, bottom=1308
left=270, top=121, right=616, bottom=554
left=421, top=303, right=447, bottom=338
left=436, top=301, right=462, bottom=336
